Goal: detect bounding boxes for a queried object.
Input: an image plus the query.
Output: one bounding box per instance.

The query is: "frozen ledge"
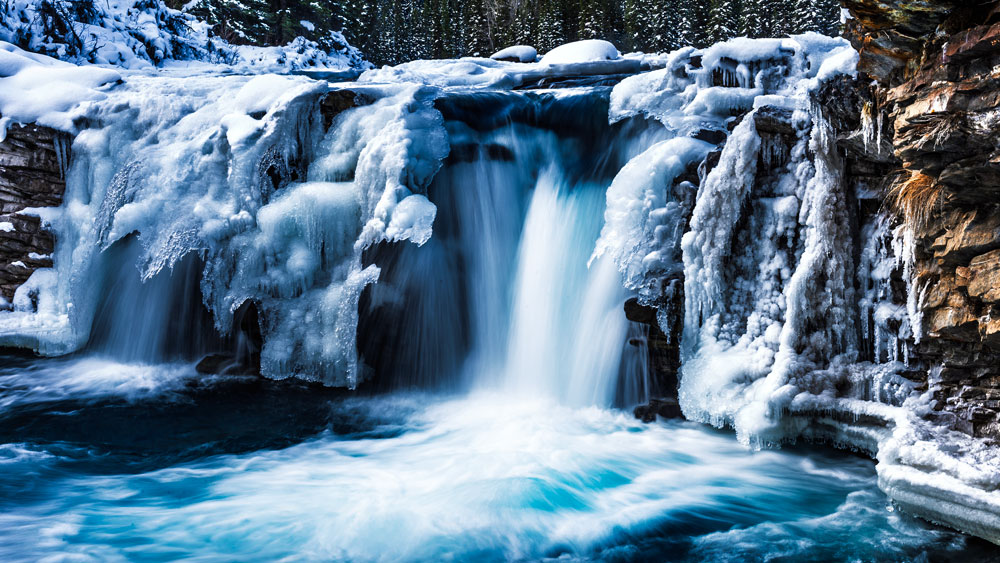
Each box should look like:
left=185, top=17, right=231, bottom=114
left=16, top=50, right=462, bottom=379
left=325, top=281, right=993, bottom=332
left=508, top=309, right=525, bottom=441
left=881, top=464, right=1000, bottom=544
left=783, top=398, right=1000, bottom=544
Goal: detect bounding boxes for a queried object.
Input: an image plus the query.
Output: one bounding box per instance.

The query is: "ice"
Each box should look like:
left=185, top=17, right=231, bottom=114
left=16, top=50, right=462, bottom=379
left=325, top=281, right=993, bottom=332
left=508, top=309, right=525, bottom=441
left=210, top=84, right=448, bottom=387
left=0, top=75, right=450, bottom=386
left=698, top=37, right=794, bottom=71
left=540, top=40, right=620, bottom=65
left=597, top=33, right=1000, bottom=541
left=490, top=45, right=537, bottom=63
left=608, top=47, right=697, bottom=127
left=592, top=137, right=712, bottom=303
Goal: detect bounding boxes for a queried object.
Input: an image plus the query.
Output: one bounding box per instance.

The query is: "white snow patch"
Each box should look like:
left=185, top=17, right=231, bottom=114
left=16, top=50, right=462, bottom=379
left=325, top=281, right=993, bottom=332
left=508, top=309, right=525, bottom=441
left=540, top=40, right=620, bottom=65
left=490, top=45, right=537, bottom=63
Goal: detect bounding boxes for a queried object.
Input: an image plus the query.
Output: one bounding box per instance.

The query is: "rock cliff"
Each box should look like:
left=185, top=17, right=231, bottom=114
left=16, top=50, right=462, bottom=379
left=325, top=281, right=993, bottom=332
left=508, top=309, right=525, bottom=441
left=841, top=0, right=1000, bottom=439
left=0, top=123, right=67, bottom=305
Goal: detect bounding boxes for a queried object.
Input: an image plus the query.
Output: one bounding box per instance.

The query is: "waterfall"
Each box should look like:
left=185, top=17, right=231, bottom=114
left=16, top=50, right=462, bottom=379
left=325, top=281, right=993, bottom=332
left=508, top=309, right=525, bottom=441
left=502, top=168, right=631, bottom=406
left=0, top=33, right=861, bottom=416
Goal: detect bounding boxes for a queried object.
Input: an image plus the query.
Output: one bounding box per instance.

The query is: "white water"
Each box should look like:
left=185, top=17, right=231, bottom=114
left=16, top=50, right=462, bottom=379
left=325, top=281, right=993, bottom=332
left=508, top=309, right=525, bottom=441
left=0, top=367, right=984, bottom=561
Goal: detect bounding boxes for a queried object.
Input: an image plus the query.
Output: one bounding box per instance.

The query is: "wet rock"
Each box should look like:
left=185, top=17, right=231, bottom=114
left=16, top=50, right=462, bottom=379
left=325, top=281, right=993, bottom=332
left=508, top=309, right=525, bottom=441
left=0, top=121, right=68, bottom=303
left=320, top=89, right=375, bottom=129
left=633, top=397, right=683, bottom=423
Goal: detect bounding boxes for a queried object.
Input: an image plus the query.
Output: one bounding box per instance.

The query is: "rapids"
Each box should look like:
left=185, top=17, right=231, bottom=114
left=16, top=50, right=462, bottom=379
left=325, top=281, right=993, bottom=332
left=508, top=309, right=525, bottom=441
left=0, top=357, right=996, bottom=561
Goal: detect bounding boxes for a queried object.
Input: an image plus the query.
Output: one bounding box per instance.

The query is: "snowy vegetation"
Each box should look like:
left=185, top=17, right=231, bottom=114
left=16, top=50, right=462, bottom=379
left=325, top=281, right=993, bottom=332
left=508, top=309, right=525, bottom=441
left=0, top=0, right=367, bottom=69
left=181, top=0, right=840, bottom=64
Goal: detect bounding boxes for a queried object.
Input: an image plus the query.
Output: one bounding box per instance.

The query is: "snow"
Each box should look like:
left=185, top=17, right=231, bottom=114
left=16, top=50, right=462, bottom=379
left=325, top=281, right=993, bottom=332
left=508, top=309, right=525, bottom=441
left=0, top=42, right=121, bottom=131
left=540, top=40, right=620, bottom=65
left=0, top=0, right=368, bottom=72
left=490, top=45, right=537, bottom=63
left=699, top=37, right=794, bottom=71
left=0, top=221, right=13, bottom=232
left=358, top=48, right=675, bottom=90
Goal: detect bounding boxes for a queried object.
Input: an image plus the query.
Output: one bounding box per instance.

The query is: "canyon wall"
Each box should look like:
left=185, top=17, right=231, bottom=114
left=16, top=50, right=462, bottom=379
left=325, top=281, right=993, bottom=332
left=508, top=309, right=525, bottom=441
left=841, top=0, right=1000, bottom=438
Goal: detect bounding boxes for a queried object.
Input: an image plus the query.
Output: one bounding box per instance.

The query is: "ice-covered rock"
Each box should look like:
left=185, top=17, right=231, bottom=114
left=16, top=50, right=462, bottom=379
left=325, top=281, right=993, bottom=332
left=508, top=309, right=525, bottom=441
left=0, top=42, right=121, bottom=131
left=540, top=40, right=620, bottom=65
left=490, top=45, right=537, bottom=63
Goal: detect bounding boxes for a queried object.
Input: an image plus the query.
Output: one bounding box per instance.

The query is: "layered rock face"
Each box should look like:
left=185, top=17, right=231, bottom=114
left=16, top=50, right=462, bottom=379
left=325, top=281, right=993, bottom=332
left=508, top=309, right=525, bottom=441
left=0, top=123, right=67, bottom=304
left=842, top=0, right=1000, bottom=438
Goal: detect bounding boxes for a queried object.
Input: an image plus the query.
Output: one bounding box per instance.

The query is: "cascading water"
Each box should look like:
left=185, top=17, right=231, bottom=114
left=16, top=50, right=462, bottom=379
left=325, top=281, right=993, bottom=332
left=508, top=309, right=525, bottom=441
left=0, top=35, right=997, bottom=561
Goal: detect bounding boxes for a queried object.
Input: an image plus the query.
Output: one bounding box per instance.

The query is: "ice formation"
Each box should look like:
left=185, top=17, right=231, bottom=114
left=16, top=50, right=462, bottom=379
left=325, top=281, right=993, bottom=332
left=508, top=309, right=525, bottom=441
left=0, top=41, right=446, bottom=386
left=590, top=33, right=1000, bottom=542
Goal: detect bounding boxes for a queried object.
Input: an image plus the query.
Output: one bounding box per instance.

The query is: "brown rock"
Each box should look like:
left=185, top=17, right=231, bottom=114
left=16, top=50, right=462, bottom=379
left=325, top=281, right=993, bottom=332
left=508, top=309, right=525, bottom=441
left=967, top=249, right=1000, bottom=302
left=926, top=305, right=980, bottom=341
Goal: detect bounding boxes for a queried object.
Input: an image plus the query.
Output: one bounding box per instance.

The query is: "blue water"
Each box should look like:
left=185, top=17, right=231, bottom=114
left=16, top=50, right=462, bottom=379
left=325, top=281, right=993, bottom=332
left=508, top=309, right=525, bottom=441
left=1, top=355, right=996, bottom=562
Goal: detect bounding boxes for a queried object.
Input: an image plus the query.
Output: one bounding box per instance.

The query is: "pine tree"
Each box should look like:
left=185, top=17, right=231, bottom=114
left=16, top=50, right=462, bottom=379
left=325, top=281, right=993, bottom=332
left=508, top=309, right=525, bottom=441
left=707, top=0, right=741, bottom=43
left=185, top=0, right=843, bottom=64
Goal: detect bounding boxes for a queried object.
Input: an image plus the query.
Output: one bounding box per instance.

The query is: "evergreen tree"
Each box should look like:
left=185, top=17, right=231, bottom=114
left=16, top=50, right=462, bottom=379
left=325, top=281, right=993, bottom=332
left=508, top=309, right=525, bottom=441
left=186, top=0, right=842, bottom=65
left=708, top=0, right=741, bottom=44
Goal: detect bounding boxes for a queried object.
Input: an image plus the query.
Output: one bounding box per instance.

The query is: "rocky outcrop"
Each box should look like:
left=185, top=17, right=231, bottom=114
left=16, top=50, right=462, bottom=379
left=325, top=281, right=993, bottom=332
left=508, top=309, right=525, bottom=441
left=839, top=1, right=1000, bottom=438
left=0, top=122, right=68, bottom=304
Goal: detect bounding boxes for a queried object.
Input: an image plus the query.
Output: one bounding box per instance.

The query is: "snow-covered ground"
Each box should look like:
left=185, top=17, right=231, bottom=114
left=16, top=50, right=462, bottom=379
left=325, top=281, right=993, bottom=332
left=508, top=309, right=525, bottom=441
left=0, top=0, right=367, bottom=71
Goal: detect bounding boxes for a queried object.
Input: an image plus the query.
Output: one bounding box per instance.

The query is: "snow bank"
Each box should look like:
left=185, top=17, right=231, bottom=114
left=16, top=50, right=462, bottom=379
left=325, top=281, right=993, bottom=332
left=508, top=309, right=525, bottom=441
left=358, top=46, right=677, bottom=90
left=490, top=45, right=537, bottom=63
left=0, top=42, right=120, bottom=130
left=540, top=40, right=620, bottom=65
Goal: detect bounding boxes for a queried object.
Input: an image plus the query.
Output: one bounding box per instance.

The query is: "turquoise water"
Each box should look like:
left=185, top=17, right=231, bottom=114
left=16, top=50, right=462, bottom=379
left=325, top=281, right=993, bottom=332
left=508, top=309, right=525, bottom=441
left=1, top=356, right=996, bottom=562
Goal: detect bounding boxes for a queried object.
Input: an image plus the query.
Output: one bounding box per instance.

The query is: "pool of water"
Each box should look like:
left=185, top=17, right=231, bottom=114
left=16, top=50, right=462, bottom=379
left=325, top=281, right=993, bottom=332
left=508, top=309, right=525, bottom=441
left=0, top=355, right=996, bottom=562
